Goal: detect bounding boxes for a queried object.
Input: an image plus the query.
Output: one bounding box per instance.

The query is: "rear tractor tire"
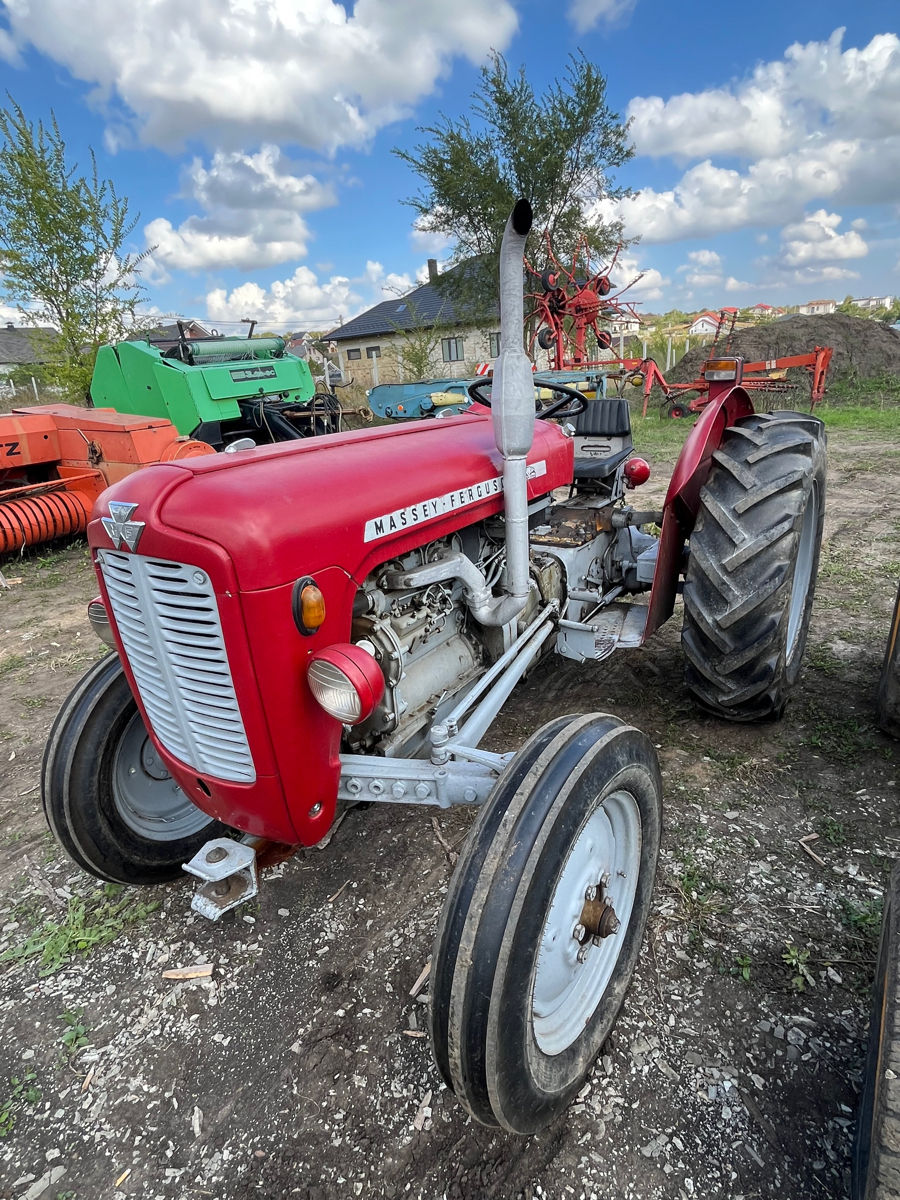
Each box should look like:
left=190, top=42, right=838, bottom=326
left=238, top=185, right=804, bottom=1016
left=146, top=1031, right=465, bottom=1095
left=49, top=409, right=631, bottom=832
left=681, top=410, right=826, bottom=721
left=42, top=653, right=222, bottom=885
left=430, top=713, right=662, bottom=1133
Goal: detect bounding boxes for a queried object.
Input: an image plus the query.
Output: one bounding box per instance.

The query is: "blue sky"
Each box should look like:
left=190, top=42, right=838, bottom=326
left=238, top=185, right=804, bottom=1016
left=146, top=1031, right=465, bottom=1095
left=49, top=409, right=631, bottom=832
left=1, top=0, right=899, bottom=331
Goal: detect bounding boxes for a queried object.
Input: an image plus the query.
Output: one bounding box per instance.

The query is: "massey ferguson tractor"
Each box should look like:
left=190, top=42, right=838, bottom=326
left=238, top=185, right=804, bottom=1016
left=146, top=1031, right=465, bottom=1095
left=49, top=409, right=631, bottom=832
left=43, top=201, right=827, bottom=1134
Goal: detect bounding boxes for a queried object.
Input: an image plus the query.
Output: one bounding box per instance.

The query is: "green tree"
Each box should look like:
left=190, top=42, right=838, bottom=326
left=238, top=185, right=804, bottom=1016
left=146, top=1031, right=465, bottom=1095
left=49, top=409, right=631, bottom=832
left=395, top=52, right=633, bottom=305
left=0, top=98, right=150, bottom=399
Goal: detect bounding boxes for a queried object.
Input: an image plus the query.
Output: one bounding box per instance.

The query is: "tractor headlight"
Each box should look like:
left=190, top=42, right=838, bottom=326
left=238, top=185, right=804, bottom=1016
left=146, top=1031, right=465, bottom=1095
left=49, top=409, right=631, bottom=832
left=307, top=644, right=385, bottom=725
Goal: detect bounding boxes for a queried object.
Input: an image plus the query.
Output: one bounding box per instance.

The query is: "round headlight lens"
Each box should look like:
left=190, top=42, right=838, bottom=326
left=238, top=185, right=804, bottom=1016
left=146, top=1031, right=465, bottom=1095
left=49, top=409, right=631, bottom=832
left=307, top=658, right=362, bottom=723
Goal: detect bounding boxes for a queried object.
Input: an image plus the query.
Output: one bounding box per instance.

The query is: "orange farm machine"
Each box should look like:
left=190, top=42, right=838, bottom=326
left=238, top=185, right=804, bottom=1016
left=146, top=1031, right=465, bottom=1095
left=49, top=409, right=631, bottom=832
left=0, top=404, right=213, bottom=557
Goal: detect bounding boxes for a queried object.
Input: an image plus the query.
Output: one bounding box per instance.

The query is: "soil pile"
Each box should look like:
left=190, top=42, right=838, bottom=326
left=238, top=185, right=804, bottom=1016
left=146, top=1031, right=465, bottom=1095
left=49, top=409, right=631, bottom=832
left=669, top=313, right=900, bottom=386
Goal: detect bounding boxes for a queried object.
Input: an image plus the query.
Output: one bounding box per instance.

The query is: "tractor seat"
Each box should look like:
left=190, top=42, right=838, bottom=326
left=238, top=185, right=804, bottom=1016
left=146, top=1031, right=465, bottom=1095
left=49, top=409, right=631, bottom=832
left=572, top=396, right=634, bottom=480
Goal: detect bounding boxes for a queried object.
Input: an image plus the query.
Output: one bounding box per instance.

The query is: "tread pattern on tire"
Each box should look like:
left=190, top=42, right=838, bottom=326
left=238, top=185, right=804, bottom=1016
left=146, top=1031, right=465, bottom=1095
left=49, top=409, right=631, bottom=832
left=681, top=411, right=826, bottom=721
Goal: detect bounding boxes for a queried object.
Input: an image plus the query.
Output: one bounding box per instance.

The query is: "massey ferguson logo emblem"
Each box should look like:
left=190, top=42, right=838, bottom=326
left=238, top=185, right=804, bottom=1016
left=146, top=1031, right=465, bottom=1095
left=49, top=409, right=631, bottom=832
left=364, top=461, right=547, bottom=542
left=101, top=501, right=145, bottom=552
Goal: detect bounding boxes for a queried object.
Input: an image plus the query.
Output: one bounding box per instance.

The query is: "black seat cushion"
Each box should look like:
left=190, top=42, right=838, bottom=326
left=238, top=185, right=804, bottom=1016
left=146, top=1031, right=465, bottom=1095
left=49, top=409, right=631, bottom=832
left=573, top=445, right=633, bottom=479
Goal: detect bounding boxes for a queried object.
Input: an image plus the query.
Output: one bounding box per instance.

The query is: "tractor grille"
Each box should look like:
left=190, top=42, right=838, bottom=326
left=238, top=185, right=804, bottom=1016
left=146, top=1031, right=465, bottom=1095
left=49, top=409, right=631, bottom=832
left=97, top=550, right=256, bottom=783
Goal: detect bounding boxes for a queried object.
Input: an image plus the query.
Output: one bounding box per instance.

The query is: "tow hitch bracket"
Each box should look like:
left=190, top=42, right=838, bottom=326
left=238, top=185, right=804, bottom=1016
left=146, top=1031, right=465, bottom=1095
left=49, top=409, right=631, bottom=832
left=183, top=837, right=259, bottom=921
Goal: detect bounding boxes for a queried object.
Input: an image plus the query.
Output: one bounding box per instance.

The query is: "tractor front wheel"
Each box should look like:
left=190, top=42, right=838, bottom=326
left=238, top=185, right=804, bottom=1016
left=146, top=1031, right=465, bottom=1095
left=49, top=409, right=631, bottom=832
left=681, top=410, right=826, bottom=721
left=430, top=713, right=662, bottom=1133
left=42, top=654, right=222, bottom=885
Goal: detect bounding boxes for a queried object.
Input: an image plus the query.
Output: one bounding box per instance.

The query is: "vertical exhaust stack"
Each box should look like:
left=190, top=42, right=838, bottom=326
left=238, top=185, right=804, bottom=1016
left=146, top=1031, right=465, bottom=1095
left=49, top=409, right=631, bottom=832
left=394, top=199, right=536, bottom=629
left=489, top=198, right=535, bottom=624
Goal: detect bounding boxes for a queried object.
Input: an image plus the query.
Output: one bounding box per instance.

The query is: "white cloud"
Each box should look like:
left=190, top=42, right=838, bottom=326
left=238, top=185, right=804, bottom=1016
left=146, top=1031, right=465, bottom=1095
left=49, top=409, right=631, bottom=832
left=677, top=250, right=722, bottom=282
left=0, top=27, right=20, bottom=64
left=206, top=267, right=359, bottom=330
left=628, top=29, right=900, bottom=162
left=1, top=0, right=518, bottom=153
left=205, top=260, right=418, bottom=330
left=780, top=209, right=868, bottom=266
left=144, top=146, right=336, bottom=273
left=687, top=249, right=721, bottom=269
left=612, top=253, right=669, bottom=303
left=410, top=216, right=453, bottom=258
left=628, top=86, right=794, bottom=162
left=606, top=30, right=900, bottom=245
left=567, top=0, right=637, bottom=33
left=187, top=146, right=335, bottom=214
left=146, top=216, right=313, bottom=272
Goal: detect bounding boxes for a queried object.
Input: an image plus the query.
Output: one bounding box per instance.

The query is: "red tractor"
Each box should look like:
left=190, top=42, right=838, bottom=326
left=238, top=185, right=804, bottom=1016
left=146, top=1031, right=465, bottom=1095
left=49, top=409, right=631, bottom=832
left=43, top=202, right=827, bottom=1135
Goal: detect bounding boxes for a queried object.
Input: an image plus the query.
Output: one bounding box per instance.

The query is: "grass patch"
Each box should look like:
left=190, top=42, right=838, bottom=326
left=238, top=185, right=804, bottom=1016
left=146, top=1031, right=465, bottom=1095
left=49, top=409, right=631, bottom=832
left=802, top=703, right=879, bottom=764
left=839, top=895, right=883, bottom=945
left=819, top=816, right=847, bottom=846
left=0, top=1071, right=40, bottom=1137
left=818, top=404, right=900, bottom=434
left=805, top=644, right=844, bottom=676
left=0, top=884, right=160, bottom=976
left=672, top=852, right=731, bottom=945
left=58, top=1008, right=88, bottom=1058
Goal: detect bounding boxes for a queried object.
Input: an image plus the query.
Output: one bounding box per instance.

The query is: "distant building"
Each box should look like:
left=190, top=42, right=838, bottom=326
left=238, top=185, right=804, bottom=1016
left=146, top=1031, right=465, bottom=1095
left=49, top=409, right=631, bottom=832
left=798, top=299, right=836, bottom=316
left=0, top=321, right=58, bottom=377
left=852, top=295, right=894, bottom=311
left=606, top=314, right=641, bottom=336
left=326, top=259, right=501, bottom=385
left=688, top=312, right=721, bottom=336
left=747, top=303, right=774, bottom=317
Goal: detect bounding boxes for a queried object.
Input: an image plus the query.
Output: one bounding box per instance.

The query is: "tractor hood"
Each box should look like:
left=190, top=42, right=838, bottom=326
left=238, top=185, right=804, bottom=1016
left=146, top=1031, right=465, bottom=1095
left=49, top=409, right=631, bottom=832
left=88, top=412, right=573, bottom=592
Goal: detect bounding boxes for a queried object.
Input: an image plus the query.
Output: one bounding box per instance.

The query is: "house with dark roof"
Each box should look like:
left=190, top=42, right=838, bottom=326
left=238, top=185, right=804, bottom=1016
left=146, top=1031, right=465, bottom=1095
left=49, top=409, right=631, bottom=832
left=325, top=259, right=503, bottom=385
left=0, top=322, right=59, bottom=376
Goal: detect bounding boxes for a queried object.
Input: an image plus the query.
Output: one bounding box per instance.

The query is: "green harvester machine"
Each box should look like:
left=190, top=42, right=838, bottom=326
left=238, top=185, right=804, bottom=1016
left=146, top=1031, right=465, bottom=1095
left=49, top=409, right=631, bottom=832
left=89, top=323, right=342, bottom=449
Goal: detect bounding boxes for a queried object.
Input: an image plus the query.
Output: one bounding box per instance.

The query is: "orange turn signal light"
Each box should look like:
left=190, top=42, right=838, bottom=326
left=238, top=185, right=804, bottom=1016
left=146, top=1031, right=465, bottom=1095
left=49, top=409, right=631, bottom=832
left=292, top=577, right=326, bottom=636
left=704, top=357, right=743, bottom=382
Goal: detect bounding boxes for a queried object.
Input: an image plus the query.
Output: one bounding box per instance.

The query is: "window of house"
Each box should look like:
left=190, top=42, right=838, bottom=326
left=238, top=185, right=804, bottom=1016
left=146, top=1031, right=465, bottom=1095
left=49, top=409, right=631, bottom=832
left=488, top=332, right=501, bottom=358
left=442, top=337, right=465, bottom=362
left=366, top=346, right=381, bottom=359
left=346, top=348, right=361, bottom=360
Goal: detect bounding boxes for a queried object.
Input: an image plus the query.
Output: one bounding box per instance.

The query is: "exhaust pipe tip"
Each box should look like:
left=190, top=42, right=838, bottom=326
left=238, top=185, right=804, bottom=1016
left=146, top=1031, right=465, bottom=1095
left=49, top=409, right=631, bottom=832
left=511, top=198, right=532, bottom=237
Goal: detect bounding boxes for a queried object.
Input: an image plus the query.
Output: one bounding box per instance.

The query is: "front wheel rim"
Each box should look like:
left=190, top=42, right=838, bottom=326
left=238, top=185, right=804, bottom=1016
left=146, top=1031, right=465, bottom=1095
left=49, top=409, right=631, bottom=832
left=532, top=790, right=642, bottom=1056
left=112, top=712, right=210, bottom=842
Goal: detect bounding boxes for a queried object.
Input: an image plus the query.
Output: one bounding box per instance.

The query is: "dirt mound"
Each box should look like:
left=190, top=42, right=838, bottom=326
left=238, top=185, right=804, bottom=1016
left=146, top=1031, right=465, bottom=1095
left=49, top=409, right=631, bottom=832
left=669, top=313, right=900, bottom=386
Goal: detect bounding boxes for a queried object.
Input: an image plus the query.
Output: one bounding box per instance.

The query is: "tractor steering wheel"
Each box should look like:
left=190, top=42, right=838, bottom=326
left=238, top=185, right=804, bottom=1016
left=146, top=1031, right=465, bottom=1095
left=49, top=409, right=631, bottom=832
left=466, top=378, right=587, bottom=421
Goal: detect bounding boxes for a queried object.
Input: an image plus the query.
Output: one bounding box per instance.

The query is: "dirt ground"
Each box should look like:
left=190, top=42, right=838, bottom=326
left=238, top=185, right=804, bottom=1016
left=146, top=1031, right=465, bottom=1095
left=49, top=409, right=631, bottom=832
left=0, top=423, right=897, bottom=1200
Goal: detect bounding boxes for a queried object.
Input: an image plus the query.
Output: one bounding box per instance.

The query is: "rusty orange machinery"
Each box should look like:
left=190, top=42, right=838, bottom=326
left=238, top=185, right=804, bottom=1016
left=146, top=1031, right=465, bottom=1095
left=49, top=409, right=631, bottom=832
left=638, top=346, right=834, bottom=418
left=0, top=404, right=214, bottom=555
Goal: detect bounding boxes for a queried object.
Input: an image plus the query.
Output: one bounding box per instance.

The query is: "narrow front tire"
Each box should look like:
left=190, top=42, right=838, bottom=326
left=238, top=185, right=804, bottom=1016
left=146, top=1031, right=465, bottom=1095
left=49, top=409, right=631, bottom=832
left=430, top=713, right=662, bottom=1133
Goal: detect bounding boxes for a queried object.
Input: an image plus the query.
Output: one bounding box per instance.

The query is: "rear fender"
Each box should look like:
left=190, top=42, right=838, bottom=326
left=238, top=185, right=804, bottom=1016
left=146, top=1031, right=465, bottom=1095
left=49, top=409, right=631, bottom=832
left=642, top=383, right=754, bottom=641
